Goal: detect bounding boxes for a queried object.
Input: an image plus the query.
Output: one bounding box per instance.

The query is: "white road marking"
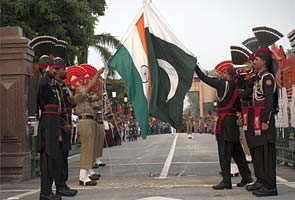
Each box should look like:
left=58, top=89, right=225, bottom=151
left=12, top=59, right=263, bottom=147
left=6, top=189, right=39, bottom=200
left=136, top=197, right=182, bottom=200
left=159, top=133, right=178, bottom=179
left=0, top=190, right=34, bottom=193
left=68, top=153, right=80, bottom=161
left=277, top=176, right=295, bottom=189
left=69, top=161, right=219, bottom=168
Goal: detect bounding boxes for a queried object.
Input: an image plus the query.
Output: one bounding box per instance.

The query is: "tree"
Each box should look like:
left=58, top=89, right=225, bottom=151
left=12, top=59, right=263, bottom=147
left=84, top=33, right=120, bottom=65
left=0, top=0, right=118, bottom=65
left=105, top=78, right=128, bottom=104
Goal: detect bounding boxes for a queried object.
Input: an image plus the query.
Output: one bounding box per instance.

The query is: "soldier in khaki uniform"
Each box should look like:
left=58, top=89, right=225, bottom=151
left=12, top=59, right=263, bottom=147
left=185, top=111, right=193, bottom=139
left=91, top=82, right=106, bottom=169
left=73, top=68, right=104, bottom=186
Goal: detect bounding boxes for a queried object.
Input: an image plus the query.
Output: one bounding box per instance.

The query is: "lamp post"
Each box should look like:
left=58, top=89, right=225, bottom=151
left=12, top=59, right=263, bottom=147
left=112, top=91, right=117, bottom=113
left=124, top=96, right=128, bottom=115
left=112, top=91, right=117, bottom=98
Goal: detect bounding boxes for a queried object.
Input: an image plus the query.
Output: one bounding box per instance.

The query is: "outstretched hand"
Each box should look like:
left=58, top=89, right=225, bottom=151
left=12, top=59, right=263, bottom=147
left=97, top=67, right=105, bottom=75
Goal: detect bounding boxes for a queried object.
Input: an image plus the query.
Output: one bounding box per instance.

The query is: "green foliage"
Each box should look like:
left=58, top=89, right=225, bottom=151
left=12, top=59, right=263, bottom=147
left=0, top=0, right=119, bottom=65
left=105, top=78, right=128, bottom=103
left=91, top=33, right=120, bottom=64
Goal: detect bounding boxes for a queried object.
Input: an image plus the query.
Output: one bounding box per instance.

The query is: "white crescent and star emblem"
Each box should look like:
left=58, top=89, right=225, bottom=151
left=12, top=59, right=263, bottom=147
left=157, top=59, right=179, bottom=102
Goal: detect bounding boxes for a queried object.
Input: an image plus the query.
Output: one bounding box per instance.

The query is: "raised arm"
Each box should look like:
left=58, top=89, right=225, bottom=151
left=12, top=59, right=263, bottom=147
left=85, top=68, right=105, bottom=93
left=195, top=64, right=224, bottom=89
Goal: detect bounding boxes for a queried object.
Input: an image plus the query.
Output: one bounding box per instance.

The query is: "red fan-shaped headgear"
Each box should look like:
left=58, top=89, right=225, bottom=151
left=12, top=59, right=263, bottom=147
left=80, top=64, right=102, bottom=89
left=214, top=60, right=233, bottom=76
left=65, top=66, right=87, bottom=88
left=80, top=64, right=98, bottom=78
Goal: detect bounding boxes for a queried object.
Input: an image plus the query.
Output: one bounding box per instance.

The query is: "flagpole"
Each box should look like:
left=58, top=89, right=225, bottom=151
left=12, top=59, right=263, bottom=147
left=100, top=0, right=148, bottom=140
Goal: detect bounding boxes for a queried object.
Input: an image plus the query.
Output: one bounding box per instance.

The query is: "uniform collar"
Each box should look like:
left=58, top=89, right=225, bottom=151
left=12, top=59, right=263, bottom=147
left=257, top=69, right=269, bottom=78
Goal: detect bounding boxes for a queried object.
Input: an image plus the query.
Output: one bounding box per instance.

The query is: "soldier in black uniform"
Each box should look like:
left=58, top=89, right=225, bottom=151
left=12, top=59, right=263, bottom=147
left=195, top=63, right=252, bottom=190
left=37, top=56, right=63, bottom=200
left=53, top=57, right=78, bottom=197
left=244, top=48, right=278, bottom=197
left=238, top=27, right=284, bottom=196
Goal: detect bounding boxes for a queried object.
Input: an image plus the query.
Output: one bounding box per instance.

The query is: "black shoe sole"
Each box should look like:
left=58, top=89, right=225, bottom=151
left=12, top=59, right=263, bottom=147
left=253, top=191, right=278, bottom=197
left=56, top=192, right=77, bottom=197
left=79, top=181, right=97, bottom=186
left=212, top=186, right=232, bottom=190
left=39, top=194, right=61, bottom=200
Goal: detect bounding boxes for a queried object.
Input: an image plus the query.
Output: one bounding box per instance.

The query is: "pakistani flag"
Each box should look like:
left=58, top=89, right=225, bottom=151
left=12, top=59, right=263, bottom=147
left=108, top=2, right=196, bottom=139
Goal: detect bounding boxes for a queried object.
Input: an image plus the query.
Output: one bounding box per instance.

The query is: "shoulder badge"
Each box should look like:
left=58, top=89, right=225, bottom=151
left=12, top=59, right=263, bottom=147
left=266, top=79, right=273, bottom=86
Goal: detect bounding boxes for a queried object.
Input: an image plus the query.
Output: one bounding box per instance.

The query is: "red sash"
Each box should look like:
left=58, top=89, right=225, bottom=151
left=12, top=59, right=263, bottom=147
left=253, top=101, right=265, bottom=135
left=241, top=100, right=250, bottom=131
left=241, top=100, right=265, bottom=133
left=215, top=88, right=239, bottom=135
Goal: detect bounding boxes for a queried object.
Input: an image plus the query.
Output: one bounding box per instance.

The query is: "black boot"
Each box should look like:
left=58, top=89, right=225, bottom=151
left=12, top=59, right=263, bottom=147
left=79, top=180, right=97, bottom=186
left=212, top=181, right=232, bottom=190
left=237, top=177, right=253, bottom=187
left=246, top=181, right=263, bottom=191
left=89, top=173, right=101, bottom=181
left=253, top=186, right=278, bottom=197
left=40, top=193, right=62, bottom=200
left=56, top=185, right=78, bottom=197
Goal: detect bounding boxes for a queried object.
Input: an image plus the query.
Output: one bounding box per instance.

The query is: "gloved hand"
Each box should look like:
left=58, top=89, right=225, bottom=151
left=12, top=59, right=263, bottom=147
left=63, top=124, right=72, bottom=133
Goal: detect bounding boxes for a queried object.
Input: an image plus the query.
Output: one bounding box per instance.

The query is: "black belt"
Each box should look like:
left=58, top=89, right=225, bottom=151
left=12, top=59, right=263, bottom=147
left=242, top=101, right=265, bottom=107
left=41, top=104, right=60, bottom=113
left=78, top=115, right=94, bottom=120
left=97, top=120, right=104, bottom=124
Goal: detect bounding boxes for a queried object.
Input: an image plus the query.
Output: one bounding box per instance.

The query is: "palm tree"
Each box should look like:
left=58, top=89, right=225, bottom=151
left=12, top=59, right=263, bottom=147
left=90, top=33, right=120, bottom=78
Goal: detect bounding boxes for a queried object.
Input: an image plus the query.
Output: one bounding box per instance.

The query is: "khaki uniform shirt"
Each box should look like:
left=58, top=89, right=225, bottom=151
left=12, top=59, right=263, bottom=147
left=74, top=87, right=94, bottom=115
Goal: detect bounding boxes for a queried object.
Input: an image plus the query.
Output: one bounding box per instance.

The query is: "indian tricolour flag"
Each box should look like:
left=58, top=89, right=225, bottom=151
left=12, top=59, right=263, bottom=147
left=108, top=2, right=196, bottom=139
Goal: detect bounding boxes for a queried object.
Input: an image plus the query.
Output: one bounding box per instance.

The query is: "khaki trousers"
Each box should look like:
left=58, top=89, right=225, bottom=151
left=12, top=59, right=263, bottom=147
left=186, top=122, right=192, bottom=133
left=78, top=119, right=96, bottom=169
left=95, top=123, right=105, bottom=158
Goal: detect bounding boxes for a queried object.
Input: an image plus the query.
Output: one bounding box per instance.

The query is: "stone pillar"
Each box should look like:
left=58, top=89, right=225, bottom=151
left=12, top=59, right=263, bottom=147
left=0, top=26, right=34, bottom=182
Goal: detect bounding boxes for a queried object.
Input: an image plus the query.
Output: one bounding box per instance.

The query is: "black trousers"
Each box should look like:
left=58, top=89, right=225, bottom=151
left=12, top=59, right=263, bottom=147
left=72, top=127, right=76, bottom=144
left=40, top=143, right=63, bottom=195
left=217, top=134, right=251, bottom=185
left=250, top=148, right=263, bottom=184
left=252, top=143, right=277, bottom=189
left=55, top=151, right=69, bottom=189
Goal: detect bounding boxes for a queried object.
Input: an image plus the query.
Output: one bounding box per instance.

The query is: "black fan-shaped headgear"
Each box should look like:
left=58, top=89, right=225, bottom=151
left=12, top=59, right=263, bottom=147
left=242, top=37, right=260, bottom=53
left=53, top=39, right=68, bottom=59
left=252, top=26, right=284, bottom=48
left=230, top=46, right=252, bottom=65
left=29, top=35, right=57, bottom=56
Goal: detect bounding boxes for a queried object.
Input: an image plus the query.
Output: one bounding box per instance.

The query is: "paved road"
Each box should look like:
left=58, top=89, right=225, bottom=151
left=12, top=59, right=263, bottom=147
left=1, top=133, right=295, bottom=200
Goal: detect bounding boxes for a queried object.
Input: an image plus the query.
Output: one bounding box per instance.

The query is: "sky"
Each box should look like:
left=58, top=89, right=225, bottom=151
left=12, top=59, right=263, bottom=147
left=88, top=0, right=295, bottom=70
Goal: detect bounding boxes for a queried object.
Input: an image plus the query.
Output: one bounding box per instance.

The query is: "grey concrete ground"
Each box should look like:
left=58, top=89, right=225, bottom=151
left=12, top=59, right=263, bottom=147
left=1, top=133, right=295, bottom=200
